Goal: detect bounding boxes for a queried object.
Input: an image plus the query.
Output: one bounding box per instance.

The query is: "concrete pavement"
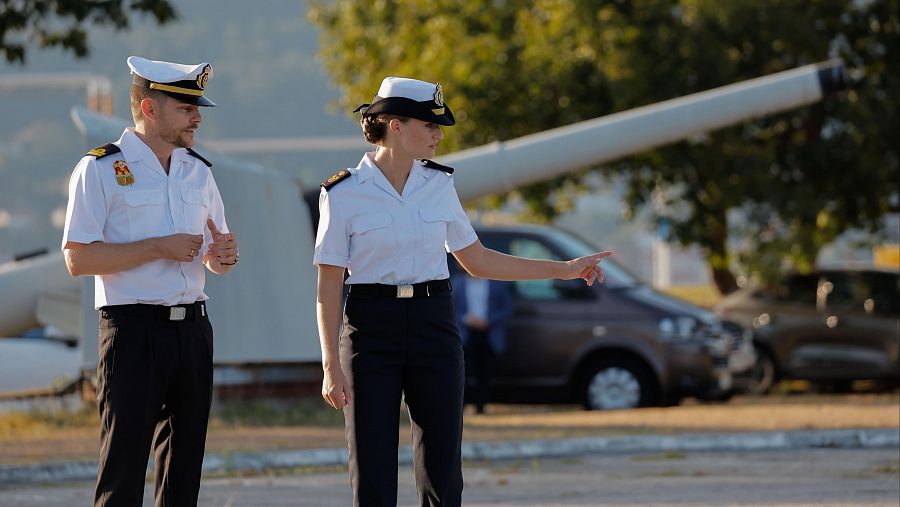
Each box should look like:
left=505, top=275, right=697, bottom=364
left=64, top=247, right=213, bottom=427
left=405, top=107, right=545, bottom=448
left=1, top=427, right=897, bottom=485
left=2, top=447, right=898, bottom=506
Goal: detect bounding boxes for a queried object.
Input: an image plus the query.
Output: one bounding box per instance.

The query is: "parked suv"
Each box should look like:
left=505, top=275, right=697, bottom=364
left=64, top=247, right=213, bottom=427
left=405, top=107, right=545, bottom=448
left=456, top=224, right=755, bottom=410
left=715, top=268, right=900, bottom=393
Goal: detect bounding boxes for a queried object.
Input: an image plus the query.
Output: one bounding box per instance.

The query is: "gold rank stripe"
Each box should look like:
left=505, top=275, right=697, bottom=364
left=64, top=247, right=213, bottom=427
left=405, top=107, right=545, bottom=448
left=432, top=107, right=445, bottom=114
left=149, top=83, right=204, bottom=96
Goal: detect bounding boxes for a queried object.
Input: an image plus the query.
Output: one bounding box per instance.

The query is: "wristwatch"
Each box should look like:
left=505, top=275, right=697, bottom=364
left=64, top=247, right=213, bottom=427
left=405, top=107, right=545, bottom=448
left=221, top=250, right=240, bottom=266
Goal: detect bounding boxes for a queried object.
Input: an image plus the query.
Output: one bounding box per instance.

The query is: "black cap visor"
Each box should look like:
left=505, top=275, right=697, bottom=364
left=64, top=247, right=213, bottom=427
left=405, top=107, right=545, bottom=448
left=357, top=96, right=454, bottom=126
left=165, top=93, right=216, bottom=107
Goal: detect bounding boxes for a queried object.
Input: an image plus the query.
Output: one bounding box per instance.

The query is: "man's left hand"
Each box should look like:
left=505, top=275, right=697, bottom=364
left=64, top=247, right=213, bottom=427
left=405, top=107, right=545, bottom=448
left=206, top=218, right=238, bottom=267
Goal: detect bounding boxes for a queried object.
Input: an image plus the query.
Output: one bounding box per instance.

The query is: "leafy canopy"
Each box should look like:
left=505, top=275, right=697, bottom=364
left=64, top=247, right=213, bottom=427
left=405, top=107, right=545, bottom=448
left=310, top=0, right=898, bottom=292
left=1, top=0, right=177, bottom=63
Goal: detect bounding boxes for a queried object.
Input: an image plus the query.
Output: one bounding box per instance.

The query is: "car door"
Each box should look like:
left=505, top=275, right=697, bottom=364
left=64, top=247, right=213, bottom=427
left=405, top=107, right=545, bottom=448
left=488, top=233, right=595, bottom=383
left=763, top=273, right=831, bottom=378
left=813, top=271, right=900, bottom=379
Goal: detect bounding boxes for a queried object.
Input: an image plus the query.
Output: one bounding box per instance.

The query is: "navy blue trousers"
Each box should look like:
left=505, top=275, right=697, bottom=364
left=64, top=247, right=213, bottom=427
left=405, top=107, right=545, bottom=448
left=341, top=292, right=464, bottom=507
left=94, top=303, right=213, bottom=507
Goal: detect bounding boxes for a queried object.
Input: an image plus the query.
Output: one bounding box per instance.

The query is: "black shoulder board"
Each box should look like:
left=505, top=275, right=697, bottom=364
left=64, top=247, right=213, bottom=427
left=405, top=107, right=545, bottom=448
left=85, top=143, right=120, bottom=159
left=422, top=159, right=454, bottom=174
left=187, top=148, right=212, bottom=167
left=321, top=169, right=351, bottom=190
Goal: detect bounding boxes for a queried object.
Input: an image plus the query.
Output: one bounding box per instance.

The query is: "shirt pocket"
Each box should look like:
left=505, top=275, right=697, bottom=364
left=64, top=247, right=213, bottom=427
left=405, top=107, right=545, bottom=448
left=181, top=187, right=209, bottom=233
left=419, top=209, right=452, bottom=252
left=123, top=189, right=166, bottom=241
left=350, top=212, right=394, bottom=248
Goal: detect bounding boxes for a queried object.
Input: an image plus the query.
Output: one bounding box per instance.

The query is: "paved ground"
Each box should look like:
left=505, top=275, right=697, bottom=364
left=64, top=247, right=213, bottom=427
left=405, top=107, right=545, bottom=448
left=2, top=448, right=898, bottom=506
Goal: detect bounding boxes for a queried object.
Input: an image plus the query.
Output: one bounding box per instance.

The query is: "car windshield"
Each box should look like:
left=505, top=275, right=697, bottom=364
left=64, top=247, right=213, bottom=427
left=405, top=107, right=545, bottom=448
left=544, top=228, right=641, bottom=288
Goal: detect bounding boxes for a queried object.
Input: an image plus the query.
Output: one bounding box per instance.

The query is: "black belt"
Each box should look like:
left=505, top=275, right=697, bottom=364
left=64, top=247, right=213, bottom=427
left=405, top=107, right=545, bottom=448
left=101, top=301, right=207, bottom=321
left=349, top=279, right=452, bottom=298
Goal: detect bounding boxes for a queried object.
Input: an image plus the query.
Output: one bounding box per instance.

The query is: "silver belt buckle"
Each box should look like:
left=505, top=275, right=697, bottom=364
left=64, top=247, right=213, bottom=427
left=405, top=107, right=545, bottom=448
left=169, top=306, right=187, bottom=321
left=397, top=284, right=414, bottom=298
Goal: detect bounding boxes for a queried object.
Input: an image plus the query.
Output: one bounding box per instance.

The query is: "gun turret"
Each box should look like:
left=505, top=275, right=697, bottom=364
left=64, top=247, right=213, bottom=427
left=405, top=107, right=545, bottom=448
left=0, top=60, right=850, bottom=367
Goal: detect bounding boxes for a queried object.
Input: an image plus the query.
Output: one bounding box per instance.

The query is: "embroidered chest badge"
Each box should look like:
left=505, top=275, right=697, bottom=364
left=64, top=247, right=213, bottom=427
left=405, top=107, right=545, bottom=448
left=113, top=160, right=134, bottom=186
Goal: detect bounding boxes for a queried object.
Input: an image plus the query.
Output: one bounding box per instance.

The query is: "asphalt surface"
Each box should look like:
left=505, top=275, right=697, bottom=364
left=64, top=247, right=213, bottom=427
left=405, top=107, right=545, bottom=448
left=2, top=448, right=898, bottom=506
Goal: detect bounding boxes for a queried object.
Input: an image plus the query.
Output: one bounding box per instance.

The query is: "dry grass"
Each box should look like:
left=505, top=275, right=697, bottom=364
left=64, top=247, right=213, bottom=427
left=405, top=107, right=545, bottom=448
left=1, top=393, right=897, bottom=465
left=660, top=284, right=723, bottom=308
left=463, top=394, right=900, bottom=434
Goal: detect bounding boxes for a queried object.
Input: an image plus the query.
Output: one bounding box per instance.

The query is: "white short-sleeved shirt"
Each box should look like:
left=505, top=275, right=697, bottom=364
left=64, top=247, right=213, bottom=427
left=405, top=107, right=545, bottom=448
left=62, top=128, right=229, bottom=309
left=314, top=152, right=478, bottom=285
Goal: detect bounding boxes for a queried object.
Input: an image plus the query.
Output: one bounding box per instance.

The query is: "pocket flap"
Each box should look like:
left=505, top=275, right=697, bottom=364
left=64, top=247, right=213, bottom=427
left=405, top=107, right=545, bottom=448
left=181, top=187, right=209, bottom=206
left=419, top=209, right=453, bottom=223
left=124, top=190, right=164, bottom=207
left=351, top=212, right=393, bottom=233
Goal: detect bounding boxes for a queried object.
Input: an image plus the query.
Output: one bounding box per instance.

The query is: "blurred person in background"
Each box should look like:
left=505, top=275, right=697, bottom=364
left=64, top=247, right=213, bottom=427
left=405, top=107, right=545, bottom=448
left=452, top=272, right=513, bottom=414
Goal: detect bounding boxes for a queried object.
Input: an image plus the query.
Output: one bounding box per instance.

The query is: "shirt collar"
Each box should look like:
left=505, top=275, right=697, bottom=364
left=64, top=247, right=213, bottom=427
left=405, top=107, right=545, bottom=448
left=355, top=152, right=378, bottom=183
left=118, top=128, right=190, bottom=170
left=356, top=152, right=432, bottom=182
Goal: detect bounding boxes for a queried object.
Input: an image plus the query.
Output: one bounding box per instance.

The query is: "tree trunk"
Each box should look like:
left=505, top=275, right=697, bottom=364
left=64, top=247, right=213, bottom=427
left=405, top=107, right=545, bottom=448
left=706, top=207, right=739, bottom=296
left=711, top=266, right=739, bottom=295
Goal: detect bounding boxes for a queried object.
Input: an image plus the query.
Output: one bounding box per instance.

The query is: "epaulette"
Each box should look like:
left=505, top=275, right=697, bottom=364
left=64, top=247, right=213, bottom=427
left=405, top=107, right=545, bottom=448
left=187, top=148, right=212, bottom=168
left=321, top=169, right=351, bottom=190
left=422, top=159, right=454, bottom=174
left=85, top=143, right=120, bottom=159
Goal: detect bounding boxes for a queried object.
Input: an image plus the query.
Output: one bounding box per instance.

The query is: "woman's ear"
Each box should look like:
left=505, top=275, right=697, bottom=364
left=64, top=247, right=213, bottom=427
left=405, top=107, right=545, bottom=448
left=388, top=118, right=402, bottom=133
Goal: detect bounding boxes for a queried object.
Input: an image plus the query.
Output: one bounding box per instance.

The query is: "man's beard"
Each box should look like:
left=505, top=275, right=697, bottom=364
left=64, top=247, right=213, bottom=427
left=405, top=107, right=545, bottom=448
left=160, top=125, right=193, bottom=148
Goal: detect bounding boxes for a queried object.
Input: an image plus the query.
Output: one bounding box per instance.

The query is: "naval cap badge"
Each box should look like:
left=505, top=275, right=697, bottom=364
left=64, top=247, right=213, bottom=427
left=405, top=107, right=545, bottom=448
left=434, top=83, right=444, bottom=107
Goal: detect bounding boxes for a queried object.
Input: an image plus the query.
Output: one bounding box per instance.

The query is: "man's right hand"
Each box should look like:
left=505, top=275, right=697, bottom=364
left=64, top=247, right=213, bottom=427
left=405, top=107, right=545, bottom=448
left=155, top=234, right=204, bottom=262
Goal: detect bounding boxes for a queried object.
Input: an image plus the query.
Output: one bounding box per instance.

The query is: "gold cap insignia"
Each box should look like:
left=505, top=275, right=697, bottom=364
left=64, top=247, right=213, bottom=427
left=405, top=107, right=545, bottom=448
left=196, top=65, right=211, bottom=90
left=434, top=83, right=444, bottom=107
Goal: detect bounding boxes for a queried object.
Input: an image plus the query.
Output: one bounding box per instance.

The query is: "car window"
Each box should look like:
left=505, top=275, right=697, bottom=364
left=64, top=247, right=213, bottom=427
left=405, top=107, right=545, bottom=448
left=509, top=238, right=563, bottom=300
left=774, top=274, right=819, bottom=305
left=824, top=272, right=865, bottom=311
left=861, top=272, right=900, bottom=316
left=542, top=228, right=640, bottom=288
left=866, top=273, right=900, bottom=316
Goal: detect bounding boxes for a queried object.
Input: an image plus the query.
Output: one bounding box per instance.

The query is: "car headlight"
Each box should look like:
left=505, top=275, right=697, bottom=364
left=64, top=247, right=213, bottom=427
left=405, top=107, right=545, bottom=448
left=659, top=317, right=732, bottom=354
left=659, top=316, right=701, bottom=341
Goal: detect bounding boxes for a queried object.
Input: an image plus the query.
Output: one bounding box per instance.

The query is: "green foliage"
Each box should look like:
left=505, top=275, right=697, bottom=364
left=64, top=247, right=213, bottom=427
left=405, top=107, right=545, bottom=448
left=0, top=0, right=178, bottom=64
left=213, top=398, right=346, bottom=428
left=310, top=0, right=899, bottom=292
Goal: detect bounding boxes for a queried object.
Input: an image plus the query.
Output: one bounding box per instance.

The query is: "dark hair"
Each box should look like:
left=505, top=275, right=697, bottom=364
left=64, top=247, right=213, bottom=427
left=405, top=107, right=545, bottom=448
left=361, top=114, right=408, bottom=144
left=130, top=84, right=168, bottom=123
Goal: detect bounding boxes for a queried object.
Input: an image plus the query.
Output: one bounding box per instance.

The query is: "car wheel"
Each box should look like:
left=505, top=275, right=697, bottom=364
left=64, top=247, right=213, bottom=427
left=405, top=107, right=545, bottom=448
left=581, top=359, right=657, bottom=410
left=746, top=346, right=776, bottom=395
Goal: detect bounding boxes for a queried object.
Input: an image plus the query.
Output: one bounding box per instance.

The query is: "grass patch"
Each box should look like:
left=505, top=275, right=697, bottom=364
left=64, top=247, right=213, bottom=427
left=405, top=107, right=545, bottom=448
left=210, top=398, right=346, bottom=428
left=0, top=404, right=97, bottom=438
left=631, top=451, right=687, bottom=462
left=661, top=284, right=722, bottom=308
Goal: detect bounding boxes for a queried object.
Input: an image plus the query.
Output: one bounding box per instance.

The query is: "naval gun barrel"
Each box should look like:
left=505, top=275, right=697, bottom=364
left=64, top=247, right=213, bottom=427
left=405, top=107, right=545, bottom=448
left=444, top=59, right=849, bottom=202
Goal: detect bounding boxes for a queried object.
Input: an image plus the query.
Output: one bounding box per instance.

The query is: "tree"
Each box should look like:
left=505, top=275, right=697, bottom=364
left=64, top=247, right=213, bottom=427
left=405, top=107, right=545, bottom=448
left=310, top=0, right=898, bottom=294
left=1, top=0, right=177, bottom=64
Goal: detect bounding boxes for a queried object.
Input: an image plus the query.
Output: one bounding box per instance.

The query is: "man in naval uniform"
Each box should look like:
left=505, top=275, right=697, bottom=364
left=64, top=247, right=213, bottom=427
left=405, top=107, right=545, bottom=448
left=62, top=56, right=238, bottom=506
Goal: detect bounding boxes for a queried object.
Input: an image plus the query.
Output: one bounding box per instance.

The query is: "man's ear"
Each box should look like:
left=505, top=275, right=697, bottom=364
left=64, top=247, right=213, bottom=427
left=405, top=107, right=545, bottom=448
left=140, top=97, right=158, bottom=122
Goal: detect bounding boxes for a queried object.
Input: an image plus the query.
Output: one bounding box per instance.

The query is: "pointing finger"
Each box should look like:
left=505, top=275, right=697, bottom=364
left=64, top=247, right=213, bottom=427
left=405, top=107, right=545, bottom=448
left=590, top=251, right=614, bottom=262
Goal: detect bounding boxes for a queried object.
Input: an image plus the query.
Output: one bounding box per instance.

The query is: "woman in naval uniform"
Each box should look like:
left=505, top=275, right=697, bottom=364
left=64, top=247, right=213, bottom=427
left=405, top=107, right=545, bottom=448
left=314, top=77, right=611, bottom=507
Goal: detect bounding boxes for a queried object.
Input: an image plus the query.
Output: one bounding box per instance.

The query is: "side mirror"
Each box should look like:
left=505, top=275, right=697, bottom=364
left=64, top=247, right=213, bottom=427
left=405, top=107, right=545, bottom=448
left=552, top=278, right=597, bottom=300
